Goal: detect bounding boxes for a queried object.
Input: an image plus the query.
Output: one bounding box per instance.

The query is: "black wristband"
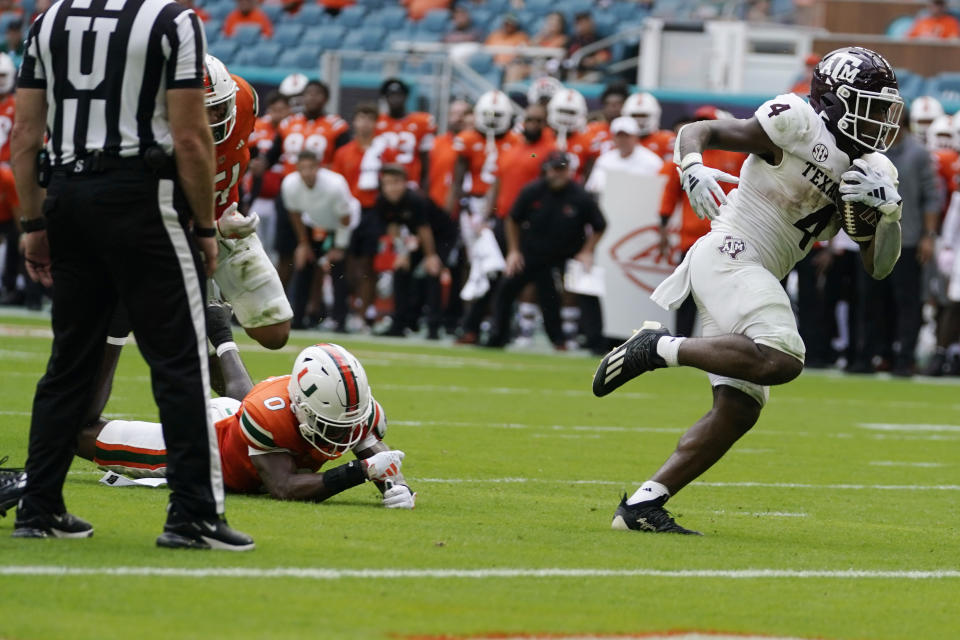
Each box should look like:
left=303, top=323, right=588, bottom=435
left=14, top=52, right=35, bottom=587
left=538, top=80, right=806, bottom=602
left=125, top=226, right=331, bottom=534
left=194, top=226, right=216, bottom=238
left=321, top=459, right=367, bottom=496
left=20, top=217, right=46, bottom=233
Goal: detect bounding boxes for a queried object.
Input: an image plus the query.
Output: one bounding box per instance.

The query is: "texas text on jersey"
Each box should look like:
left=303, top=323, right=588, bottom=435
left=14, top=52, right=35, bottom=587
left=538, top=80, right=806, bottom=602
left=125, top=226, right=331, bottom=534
left=214, top=74, right=257, bottom=218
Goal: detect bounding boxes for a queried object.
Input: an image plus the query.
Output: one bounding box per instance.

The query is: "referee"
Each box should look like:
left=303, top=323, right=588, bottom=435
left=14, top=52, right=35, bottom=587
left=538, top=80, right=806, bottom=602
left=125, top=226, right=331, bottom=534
left=11, top=0, right=253, bottom=550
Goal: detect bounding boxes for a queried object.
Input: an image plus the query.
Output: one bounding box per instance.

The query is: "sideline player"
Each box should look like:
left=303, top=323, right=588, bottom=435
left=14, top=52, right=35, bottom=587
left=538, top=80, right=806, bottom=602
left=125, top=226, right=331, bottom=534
left=622, top=92, right=676, bottom=163
left=592, top=47, right=904, bottom=534
left=364, top=78, right=436, bottom=187
left=75, top=343, right=415, bottom=509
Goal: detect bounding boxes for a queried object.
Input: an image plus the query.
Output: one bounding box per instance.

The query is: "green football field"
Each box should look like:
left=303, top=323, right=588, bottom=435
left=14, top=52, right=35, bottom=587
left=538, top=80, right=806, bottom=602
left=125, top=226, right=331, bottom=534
left=0, top=312, right=957, bottom=640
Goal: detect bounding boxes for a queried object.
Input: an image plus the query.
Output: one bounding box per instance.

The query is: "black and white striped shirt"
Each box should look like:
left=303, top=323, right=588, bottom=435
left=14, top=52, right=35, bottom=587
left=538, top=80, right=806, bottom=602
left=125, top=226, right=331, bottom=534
left=18, top=0, right=207, bottom=165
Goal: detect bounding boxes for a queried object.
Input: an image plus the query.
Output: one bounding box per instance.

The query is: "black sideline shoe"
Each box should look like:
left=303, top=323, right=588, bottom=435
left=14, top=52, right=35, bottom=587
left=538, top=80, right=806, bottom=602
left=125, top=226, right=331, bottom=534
left=0, top=457, right=26, bottom=517
left=157, top=512, right=254, bottom=552
left=592, top=321, right=671, bottom=397
left=610, top=494, right=701, bottom=535
left=13, top=511, right=94, bottom=538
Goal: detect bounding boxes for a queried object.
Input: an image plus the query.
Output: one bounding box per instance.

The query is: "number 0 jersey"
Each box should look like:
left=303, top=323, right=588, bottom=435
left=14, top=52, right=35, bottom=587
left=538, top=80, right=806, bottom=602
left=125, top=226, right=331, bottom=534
left=215, top=375, right=386, bottom=492
left=712, top=92, right=859, bottom=280
left=214, top=74, right=257, bottom=218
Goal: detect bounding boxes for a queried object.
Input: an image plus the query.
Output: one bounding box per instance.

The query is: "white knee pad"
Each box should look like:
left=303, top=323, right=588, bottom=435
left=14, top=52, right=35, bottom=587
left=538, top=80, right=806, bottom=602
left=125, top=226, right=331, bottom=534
left=214, top=233, right=293, bottom=329
left=94, top=420, right=168, bottom=478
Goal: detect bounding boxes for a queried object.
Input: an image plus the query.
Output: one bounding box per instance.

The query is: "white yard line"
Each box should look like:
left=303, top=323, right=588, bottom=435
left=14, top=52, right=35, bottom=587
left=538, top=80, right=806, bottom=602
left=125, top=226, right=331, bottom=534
left=869, top=461, right=946, bottom=468
left=414, top=478, right=960, bottom=491
left=858, top=423, right=960, bottom=432
left=0, top=566, right=957, bottom=579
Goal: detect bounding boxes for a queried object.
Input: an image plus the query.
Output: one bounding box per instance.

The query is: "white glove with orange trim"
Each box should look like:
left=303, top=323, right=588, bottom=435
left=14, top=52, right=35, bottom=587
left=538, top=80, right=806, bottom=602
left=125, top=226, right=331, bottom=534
left=363, top=449, right=404, bottom=482
left=382, top=480, right=416, bottom=509
left=217, top=202, right=260, bottom=239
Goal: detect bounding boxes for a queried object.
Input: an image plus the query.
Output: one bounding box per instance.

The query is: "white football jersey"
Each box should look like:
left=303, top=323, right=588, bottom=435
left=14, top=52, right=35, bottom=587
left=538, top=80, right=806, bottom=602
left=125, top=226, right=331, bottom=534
left=712, top=93, right=851, bottom=280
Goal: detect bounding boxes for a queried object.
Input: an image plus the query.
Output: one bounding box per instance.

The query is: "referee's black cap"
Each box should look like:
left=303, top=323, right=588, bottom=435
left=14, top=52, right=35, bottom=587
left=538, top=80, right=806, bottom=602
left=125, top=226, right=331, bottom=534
left=381, top=78, right=410, bottom=96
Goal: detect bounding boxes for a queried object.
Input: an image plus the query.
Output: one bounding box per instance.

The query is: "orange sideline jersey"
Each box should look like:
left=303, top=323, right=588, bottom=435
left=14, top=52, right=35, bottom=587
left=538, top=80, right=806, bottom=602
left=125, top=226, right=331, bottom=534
left=453, top=129, right=521, bottom=198
left=0, top=94, right=13, bottom=165
left=494, top=134, right=556, bottom=218
left=277, top=112, right=349, bottom=172
left=0, top=165, right=19, bottom=223
left=585, top=120, right=612, bottom=158
left=332, top=140, right=378, bottom=209
left=659, top=149, right=746, bottom=253
left=249, top=114, right=285, bottom=199
left=373, top=111, right=436, bottom=184
left=427, top=132, right=458, bottom=210
left=214, top=75, right=257, bottom=218
left=216, top=375, right=386, bottom=493
left=555, top=128, right=597, bottom=181
left=932, top=148, right=959, bottom=214
left=640, top=129, right=676, bottom=163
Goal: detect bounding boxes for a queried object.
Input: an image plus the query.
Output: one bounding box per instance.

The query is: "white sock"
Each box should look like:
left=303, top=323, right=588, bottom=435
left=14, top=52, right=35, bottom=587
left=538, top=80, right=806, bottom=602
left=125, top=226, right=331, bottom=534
left=656, top=335, right=686, bottom=367
left=626, top=481, right=670, bottom=506
left=215, top=341, right=239, bottom=357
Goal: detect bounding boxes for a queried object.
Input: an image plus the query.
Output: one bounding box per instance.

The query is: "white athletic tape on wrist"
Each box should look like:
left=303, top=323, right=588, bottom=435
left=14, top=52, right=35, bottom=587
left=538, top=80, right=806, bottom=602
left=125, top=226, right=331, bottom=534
left=215, top=341, right=239, bottom=357
left=106, top=336, right=128, bottom=346
left=680, top=152, right=703, bottom=172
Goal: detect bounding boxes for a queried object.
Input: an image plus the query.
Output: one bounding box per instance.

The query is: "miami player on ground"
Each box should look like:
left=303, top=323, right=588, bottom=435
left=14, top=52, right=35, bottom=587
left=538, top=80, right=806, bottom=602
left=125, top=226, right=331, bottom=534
left=205, top=55, right=293, bottom=351
left=592, top=47, right=904, bottom=534
left=74, top=343, right=415, bottom=510
left=622, top=92, right=676, bottom=163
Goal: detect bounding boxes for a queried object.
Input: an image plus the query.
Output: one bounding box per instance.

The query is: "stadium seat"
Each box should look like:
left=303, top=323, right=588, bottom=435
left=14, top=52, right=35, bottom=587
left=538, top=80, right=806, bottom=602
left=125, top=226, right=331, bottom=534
left=273, top=23, right=304, bottom=48
left=886, top=15, right=915, bottom=38
left=276, top=49, right=304, bottom=69
left=593, top=13, right=616, bottom=37
left=337, top=5, right=368, bottom=28
left=372, top=6, right=409, bottom=29
left=558, top=0, right=593, bottom=18
left=204, top=20, right=222, bottom=44
left=206, top=1, right=233, bottom=21
left=302, top=25, right=346, bottom=49
left=297, top=4, right=326, bottom=26
left=467, top=52, right=495, bottom=75
left=208, top=40, right=237, bottom=64
left=358, top=26, right=388, bottom=51
left=613, top=2, right=644, bottom=21
left=356, top=0, right=384, bottom=7
left=524, top=0, right=553, bottom=16
left=261, top=3, right=283, bottom=24
left=421, top=8, right=451, bottom=33
left=231, top=24, right=262, bottom=47
left=469, top=8, right=494, bottom=33
left=294, top=47, right=321, bottom=69
left=934, top=72, right=960, bottom=94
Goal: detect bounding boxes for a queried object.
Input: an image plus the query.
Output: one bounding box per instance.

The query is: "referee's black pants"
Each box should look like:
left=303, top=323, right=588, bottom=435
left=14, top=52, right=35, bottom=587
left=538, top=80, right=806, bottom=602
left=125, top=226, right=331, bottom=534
left=21, top=169, right=223, bottom=520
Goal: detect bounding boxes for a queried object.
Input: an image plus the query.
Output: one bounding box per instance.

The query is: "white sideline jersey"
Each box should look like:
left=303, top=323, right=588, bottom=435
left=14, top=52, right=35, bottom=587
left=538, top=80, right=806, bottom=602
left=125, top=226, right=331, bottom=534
left=713, top=93, right=852, bottom=280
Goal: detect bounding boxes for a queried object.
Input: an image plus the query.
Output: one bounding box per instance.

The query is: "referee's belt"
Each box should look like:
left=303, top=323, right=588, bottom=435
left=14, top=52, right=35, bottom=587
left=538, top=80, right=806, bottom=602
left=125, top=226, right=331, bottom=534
left=52, top=149, right=173, bottom=176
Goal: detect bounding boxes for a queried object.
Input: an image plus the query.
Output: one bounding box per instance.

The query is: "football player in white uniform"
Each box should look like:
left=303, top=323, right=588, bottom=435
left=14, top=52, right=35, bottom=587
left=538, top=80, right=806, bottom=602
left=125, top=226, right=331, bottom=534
left=592, top=47, right=904, bottom=534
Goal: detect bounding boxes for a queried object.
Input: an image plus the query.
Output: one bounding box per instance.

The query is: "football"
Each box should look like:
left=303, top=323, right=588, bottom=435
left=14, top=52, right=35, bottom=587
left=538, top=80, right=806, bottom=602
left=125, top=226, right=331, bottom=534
left=836, top=152, right=896, bottom=243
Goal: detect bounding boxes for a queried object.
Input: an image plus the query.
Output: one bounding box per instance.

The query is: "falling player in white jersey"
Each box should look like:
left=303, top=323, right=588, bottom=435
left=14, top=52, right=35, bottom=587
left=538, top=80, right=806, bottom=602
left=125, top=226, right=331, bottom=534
left=592, top=47, right=905, bottom=534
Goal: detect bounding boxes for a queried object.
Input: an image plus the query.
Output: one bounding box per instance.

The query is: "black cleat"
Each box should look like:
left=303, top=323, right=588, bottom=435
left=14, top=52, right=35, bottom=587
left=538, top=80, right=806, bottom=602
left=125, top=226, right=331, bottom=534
left=205, top=298, right=236, bottom=350
left=0, top=457, right=26, bottom=517
left=592, top=321, right=671, bottom=397
left=610, top=494, right=701, bottom=535
left=157, top=511, right=254, bottom=552
left=13, top=511, right=94, bottom=538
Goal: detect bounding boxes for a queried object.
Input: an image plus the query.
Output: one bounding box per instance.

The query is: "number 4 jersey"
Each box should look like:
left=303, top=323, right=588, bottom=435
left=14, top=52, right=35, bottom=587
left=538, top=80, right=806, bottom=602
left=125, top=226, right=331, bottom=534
left=712, top=92, right=857, bottom=279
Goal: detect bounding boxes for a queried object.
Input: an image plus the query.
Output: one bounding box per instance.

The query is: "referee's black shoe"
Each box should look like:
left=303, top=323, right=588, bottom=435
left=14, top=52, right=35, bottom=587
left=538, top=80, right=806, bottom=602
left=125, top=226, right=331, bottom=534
left=12, top=510, right=94, bottom=538
left=157, top=510, right=255, bottom=552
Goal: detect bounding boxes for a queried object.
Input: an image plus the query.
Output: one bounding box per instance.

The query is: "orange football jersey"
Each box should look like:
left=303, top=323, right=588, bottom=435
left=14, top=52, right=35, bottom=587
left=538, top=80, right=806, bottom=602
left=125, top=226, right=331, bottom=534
left=932, top=148, right=958, bottom=214
left=0, top=165, right=19, bottom=223
left=0, top=94, right=14, bottom=165
left=216, top=375, right=386, bottom=493
left=660, top=149, right=746, bottom=253
left=452, top=129, right=521, bottom=198
left=554, top=128, right=597, bottom=181
left=641, top=129, right=676, bottom=163
left=277, top=112, right=349, bottom=173
left=331, top=139, right=378, bottom=209
left=214, top=74, right=257, bottom=218
left=428, top=131, right=458, bottom=210
left=494, top=134, right=556, bottom=218
left=372, top=111, right=437, bottom=184
left=248, top=114, right=285, bottom=200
